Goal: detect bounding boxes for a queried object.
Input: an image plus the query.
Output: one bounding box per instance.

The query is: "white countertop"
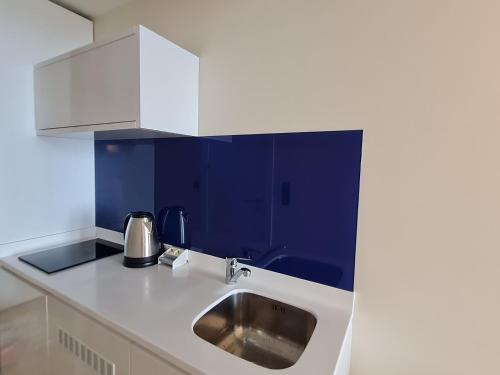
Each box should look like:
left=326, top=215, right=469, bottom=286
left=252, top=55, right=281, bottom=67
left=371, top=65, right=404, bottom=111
left=0, top=235, right=353, bottom=375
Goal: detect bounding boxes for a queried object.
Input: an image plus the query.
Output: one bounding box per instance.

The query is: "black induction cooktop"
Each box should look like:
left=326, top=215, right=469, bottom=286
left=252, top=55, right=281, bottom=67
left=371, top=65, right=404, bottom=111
left=18, top=238, right=123, bottom=274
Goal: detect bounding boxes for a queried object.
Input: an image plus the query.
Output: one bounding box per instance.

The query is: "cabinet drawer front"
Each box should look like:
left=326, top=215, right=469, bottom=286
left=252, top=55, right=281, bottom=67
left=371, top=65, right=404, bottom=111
left=35, top=34, right=139, bottom=130
left=47, top=296, right=129, bottom=375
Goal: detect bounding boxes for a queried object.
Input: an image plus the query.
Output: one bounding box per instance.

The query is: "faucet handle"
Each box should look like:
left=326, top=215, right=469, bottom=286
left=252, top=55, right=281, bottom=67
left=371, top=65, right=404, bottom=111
left=225, top=257, right=251, bottom=266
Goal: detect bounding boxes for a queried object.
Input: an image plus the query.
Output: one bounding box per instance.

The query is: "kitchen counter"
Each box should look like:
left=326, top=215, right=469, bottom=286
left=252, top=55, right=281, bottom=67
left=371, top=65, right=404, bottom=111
left=0, top=233, right=353, bottom=375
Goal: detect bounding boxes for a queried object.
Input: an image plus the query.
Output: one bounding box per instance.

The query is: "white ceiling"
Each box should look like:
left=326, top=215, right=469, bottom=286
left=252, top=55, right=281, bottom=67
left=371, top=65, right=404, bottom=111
left=51, top=0, right=137, bottom=19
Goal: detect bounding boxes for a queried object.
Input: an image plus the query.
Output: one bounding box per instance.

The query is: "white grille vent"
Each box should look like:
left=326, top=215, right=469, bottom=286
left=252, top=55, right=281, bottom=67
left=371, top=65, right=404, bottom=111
left=58, top=327, right=116, bottom=375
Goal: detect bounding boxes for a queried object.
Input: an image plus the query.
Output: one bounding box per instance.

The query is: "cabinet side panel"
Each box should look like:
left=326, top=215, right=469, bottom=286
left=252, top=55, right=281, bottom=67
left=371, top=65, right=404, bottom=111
left=0, top=268, right=48, bottom=375
left=139, top=26, right=198, bottom=136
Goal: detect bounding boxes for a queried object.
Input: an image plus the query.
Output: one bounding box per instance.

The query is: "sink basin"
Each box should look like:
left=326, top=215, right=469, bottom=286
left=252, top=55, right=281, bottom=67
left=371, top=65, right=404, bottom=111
left=193, top=291, right=316, bottom=369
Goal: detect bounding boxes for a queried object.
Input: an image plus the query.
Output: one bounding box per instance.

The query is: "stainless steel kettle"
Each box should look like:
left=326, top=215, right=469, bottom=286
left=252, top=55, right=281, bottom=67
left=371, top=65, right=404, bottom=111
left=123, top=211, right=160, bottom=268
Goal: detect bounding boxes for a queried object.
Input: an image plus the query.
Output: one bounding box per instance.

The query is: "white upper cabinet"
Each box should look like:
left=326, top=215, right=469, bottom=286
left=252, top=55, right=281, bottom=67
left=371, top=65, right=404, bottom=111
left=34, top=25, right=199, bottom=138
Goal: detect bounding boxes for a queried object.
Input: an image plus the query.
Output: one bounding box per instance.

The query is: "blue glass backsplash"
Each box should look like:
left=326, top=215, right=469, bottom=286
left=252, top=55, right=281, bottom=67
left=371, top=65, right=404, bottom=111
left=95, top=131, right=363, bottom=291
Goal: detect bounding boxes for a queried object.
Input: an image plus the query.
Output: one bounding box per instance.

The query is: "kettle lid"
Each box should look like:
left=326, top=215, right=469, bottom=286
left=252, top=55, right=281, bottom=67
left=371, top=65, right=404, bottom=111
left=130, top=211, right=154, bottom=219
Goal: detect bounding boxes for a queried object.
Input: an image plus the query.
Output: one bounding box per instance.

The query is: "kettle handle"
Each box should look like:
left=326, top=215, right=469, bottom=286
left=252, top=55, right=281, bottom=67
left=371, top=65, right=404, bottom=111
left=123, top=213, right=132, bottom=238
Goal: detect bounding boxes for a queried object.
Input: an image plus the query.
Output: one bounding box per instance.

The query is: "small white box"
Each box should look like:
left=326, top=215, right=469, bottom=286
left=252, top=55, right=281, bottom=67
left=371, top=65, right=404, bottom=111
left=158, top=244, right=189, bottom=269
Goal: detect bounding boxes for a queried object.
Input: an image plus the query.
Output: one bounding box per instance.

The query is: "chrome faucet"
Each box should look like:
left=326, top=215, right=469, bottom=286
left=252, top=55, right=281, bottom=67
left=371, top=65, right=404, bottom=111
left=225, top=258, right=251, bottom=284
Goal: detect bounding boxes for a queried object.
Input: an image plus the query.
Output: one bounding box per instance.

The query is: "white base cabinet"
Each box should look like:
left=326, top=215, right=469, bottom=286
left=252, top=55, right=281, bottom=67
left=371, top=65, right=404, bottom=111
left=47, top=296, right=191, bottom=375
left=47, top=296, right=130, bottom=375
left=130, top=343, right=189, bottom=375
left=35, top=25, right=199, bottom=139
left=1, top=270, right=192, bottom=375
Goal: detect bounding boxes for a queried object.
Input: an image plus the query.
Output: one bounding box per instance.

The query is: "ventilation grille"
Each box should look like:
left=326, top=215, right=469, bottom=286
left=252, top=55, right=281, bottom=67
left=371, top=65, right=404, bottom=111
left=272, top=304, right=286, bottom=313
left=58, top=327, right=116, bottom=375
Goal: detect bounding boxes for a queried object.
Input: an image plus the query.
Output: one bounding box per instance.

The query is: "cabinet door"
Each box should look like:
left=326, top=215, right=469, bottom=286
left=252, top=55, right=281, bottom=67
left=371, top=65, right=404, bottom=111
left=35, top=34, right=139, bottom=130
left=47, top=296, right=129, bottom=375
left=0, top=267, right=49, bottom=375
left=130, top=343, right=188, bottom=375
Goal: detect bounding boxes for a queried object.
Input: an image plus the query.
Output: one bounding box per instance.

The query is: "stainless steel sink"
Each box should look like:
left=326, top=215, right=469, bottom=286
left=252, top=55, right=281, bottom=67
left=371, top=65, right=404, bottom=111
left=193, top=292, right=316, bottom=369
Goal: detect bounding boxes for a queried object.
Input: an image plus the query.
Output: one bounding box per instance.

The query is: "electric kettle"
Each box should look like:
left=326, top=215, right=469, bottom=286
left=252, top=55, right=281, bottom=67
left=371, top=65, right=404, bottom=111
left=123, top=211, right=161, bottom=268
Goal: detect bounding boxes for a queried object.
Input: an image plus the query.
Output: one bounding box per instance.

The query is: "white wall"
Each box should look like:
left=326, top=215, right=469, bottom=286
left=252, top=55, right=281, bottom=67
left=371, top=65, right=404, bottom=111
left=0, top=0, right=94, bottom=253
left=94, top=1, right=500, bottom=374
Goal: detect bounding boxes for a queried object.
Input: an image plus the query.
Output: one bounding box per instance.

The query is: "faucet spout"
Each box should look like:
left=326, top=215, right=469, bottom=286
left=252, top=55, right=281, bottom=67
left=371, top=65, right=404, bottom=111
left=230, top=267, right=251, bottom=283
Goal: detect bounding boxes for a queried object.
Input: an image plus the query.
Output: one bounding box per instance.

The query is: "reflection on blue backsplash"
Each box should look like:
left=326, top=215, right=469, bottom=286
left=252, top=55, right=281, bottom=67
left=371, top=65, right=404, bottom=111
left=95, top=131, right=363, bottom=291
left=95, top=139, right=155, bottom=232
